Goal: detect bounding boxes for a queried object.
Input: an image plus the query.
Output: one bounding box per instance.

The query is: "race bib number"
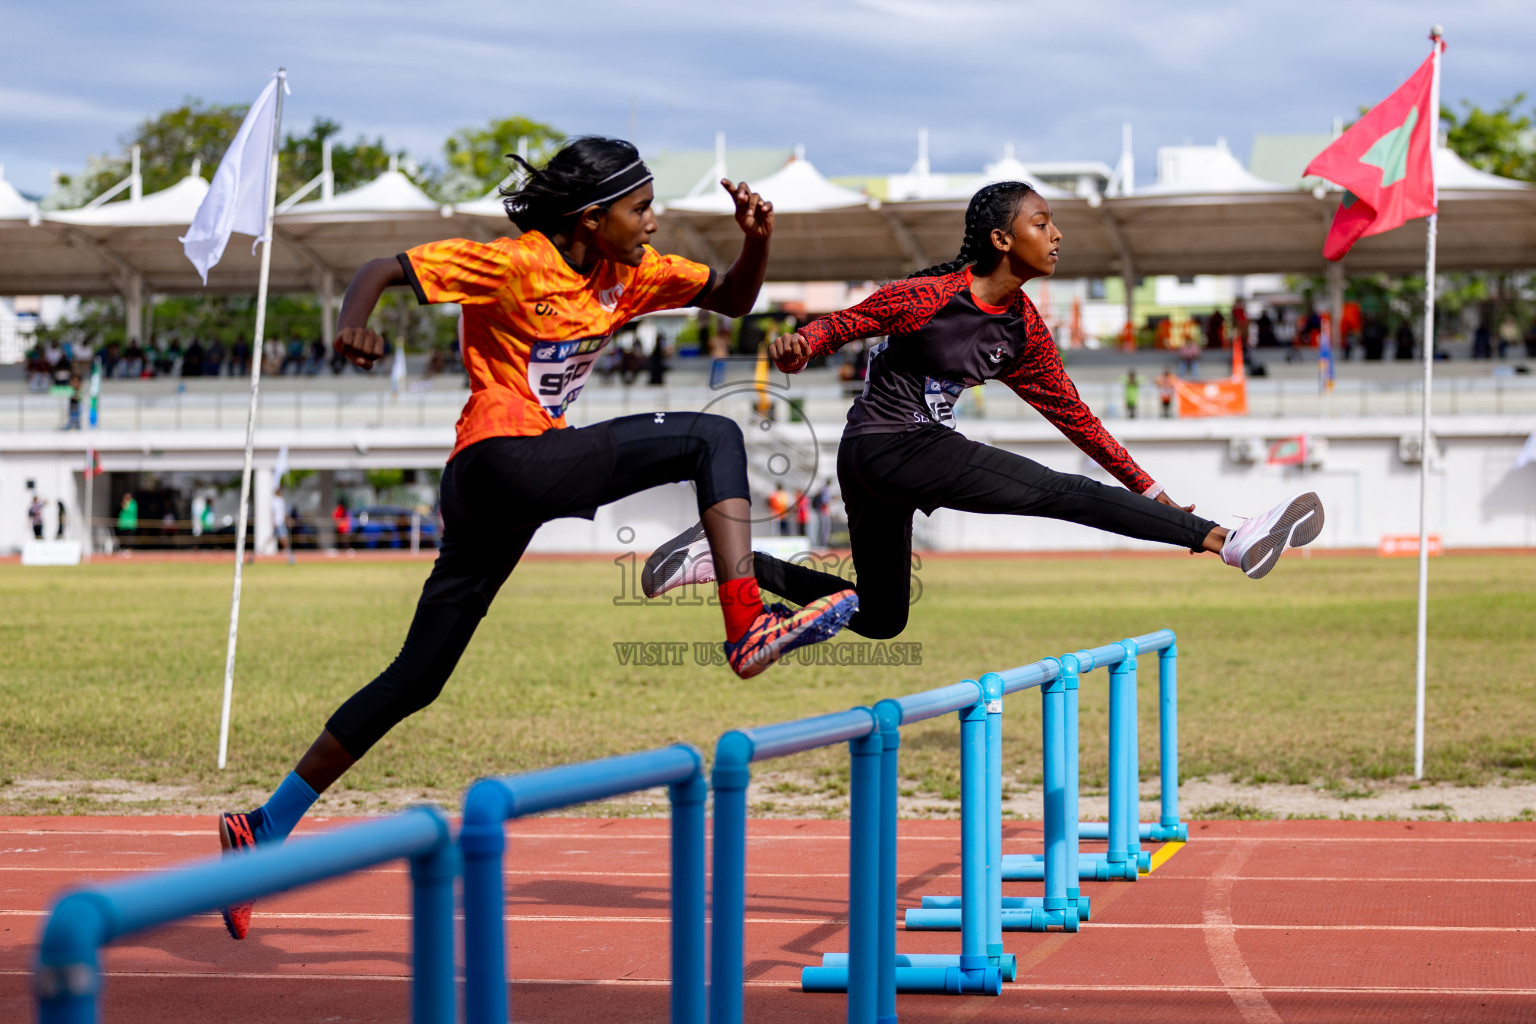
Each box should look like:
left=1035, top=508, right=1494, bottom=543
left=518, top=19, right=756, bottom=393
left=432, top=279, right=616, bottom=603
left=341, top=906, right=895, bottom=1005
left=529, top=335, right=608, bottom=417
left=924, top=376, right=964, bottom=428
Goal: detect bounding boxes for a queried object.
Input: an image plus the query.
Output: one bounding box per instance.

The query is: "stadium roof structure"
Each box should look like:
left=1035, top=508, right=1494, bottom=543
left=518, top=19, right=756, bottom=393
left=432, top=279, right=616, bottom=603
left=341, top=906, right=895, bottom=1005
left=2, top=143, right=1533, bottom=338
left=650, top=143, right=1535, bottom=287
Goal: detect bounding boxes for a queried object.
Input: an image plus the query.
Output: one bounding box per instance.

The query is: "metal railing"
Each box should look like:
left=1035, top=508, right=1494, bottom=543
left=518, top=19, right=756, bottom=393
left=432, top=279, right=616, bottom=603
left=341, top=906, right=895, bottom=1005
left=5, top=374, right=1534, bottom=434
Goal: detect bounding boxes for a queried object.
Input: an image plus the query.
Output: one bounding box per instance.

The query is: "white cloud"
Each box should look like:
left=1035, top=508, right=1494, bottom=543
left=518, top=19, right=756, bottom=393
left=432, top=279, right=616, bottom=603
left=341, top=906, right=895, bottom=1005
left=1, top=0, right=1532, bottom=195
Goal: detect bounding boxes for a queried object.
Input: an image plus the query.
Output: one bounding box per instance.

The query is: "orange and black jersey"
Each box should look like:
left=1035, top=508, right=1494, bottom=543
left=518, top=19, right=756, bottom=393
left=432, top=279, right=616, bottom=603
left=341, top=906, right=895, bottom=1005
left=399, top=231, right=714, bottom=460
left=799, top=268, right=1154, bottom=494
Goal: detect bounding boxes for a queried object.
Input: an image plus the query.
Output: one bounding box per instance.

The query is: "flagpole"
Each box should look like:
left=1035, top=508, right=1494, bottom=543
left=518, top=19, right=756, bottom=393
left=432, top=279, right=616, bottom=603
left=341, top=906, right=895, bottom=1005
left=82, top=447, right=94, bottom=563
left=218, top=69, right=286, bottom=770
left=1413, top=30, right=1442, bottom=781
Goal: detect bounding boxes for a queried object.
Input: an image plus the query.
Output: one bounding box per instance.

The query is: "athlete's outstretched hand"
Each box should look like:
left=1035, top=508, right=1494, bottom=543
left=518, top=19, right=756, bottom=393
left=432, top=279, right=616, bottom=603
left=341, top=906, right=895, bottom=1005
left=770, top=332, right=812, bottom=374
left=1155, top=491, right=1195, bottom=513
left=335, top=326, right=385, bottom=371
left=722, top=179, right=773, bottom=240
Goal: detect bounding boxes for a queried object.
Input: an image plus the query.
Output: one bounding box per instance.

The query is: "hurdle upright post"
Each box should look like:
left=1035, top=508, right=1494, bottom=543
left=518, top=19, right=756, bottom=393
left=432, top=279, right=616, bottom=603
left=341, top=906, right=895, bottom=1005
left=1106, top=649, right=1133, bottom=870
left=709, top=732, right=753, bottom=1024
left=1041, top=659, right=1069, bottom=918
left=1062, top=659, right=1082, bottom=907
left=1158, top=640, right=1182, bottom=837
left=670, top=767, right=708, bottom=1024
left=875, top=701, right=902, bottom=1024
left=849, top=723, right=883, bottom=1023
left=1121, top=639, right=1145, bottom=867
left=980, top=673, right=1005, bottom=964
left=408, top=828, right=458, bottom=1024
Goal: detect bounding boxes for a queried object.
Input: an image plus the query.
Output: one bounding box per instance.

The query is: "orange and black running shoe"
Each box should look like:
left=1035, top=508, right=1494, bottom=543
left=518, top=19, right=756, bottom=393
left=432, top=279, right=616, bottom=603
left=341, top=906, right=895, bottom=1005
left=724, top=589, right=858, bottom=679
left=217, top=811, right=259, bottom=939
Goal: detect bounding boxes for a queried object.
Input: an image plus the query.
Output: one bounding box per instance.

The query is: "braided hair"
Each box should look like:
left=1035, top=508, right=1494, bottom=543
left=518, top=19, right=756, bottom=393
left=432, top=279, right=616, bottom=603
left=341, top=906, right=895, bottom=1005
left=501, top=136, right=645, bottom=237
left=908, top=180, right=1036, bottom=278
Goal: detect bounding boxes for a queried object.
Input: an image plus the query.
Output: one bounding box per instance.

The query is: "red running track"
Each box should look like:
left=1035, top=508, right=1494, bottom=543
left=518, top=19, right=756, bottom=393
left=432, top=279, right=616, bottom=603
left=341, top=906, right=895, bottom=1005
left=2, top=816, right=1534, bottom=1022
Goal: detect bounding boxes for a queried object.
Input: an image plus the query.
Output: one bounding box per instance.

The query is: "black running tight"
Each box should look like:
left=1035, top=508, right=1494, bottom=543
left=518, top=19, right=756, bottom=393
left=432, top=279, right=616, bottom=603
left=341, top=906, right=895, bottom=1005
left=326, top=412, right=749, bottom=757
left=755, top=428, right=1218, bottom=640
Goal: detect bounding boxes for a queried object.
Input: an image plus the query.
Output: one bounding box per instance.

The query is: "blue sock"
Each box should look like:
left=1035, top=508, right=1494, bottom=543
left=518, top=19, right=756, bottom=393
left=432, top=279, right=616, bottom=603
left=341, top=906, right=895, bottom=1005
left=255, top=771, right=319, bottom=843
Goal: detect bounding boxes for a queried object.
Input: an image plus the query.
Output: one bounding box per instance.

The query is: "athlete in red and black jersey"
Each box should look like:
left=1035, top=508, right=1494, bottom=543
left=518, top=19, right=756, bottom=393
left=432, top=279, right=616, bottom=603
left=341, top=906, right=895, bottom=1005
left=642, top=181, right=1323, bottom=639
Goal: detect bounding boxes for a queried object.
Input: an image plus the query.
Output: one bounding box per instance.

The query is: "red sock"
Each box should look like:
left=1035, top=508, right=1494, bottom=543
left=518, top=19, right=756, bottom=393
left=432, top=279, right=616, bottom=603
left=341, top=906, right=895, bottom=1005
left=719, top=577, right=764, bottom=642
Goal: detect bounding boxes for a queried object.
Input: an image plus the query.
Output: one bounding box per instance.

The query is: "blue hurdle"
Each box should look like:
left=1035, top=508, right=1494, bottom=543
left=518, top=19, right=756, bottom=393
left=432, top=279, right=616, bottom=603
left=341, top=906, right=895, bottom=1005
left=34, top=806, right=457, bottom=1024
left=806, top=676, right=1029, bottom=1008
left=916, top=632, right=1184, bottom=947
left=907, top=658, right=1097, bottom=937
left=711, top=707, right=885, bottom=1024
left=1000, top=630, right=1186, bottom=887
left=459, top=745, right=707, bottom=1024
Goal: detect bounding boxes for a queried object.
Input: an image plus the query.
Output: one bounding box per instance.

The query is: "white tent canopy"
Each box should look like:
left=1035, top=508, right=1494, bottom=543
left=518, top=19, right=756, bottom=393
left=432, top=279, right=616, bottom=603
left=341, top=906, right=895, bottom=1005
left=1138, top=139, right=1292, bottom=196
left=49, top=175, right=211, bottom=226
left=280, top=168, right=449, bottom=220
left=664, top=153, right=870, bottom=214
left=1431, top=147, right=1528, bottom=191
left=0, top=169, right=40, bottom=224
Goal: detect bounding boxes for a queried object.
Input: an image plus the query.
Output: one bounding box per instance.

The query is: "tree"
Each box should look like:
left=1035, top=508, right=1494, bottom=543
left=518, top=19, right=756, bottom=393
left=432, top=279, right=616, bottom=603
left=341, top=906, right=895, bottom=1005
left=279, top=116, right=412, bottom=202
left=434, top=115, right=563, bottom=202
left=52, top=102, right=420, bottom=209
left=63, top=98, right=247, bottom=203
left=1442, top=95, right=1536, bottom=182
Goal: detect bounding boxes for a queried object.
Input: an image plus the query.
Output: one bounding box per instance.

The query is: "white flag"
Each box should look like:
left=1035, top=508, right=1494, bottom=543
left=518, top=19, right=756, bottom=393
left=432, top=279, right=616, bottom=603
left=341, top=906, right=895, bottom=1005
left=391, top=341, right=406, bottom=393
left=180, top=75, right=284, bottom=284
left=1516, top=430, right=1536, bottom=471
left=272, top=444, right=290, bottom=485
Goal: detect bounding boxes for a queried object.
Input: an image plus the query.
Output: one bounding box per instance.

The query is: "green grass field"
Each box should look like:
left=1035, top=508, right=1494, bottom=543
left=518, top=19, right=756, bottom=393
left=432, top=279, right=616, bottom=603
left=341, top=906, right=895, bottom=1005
left=1, top=553, right=1532, bottom=817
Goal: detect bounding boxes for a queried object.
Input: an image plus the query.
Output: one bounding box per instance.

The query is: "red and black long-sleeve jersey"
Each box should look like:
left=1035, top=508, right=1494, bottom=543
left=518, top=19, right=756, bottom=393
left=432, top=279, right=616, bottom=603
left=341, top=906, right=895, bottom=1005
left=800, top=268, right=1154, bottom=494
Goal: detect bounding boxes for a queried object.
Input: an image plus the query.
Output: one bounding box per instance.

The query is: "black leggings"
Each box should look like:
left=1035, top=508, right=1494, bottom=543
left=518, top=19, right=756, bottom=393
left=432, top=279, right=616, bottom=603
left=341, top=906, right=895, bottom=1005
left=326, top=412, right=749, bottom=758
left=754, top=428, right=1218, bottom=640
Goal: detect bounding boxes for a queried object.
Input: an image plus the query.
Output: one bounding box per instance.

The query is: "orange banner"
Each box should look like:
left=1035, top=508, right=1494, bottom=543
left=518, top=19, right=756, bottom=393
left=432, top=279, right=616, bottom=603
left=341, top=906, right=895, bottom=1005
left=1171, top=376, right=1248, bottom=417
left=1379, top=534, right=1443, bottom=557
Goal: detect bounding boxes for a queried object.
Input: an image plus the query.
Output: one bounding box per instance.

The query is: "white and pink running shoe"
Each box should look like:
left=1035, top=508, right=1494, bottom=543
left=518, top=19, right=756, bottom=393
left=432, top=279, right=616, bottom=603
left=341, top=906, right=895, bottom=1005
left=642, top=522, right=716, bottom=598
left=1220, top=492, right=1324, bottom=579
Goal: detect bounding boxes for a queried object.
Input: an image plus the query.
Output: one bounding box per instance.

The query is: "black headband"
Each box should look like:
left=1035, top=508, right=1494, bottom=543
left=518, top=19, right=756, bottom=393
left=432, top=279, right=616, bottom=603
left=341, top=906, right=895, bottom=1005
left=561, top=159, right=655, bottom=216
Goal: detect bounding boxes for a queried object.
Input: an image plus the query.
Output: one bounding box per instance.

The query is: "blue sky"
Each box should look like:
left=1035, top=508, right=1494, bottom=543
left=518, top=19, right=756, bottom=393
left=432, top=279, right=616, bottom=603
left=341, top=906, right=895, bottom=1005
left=2, top=0, right=1530, bottom=197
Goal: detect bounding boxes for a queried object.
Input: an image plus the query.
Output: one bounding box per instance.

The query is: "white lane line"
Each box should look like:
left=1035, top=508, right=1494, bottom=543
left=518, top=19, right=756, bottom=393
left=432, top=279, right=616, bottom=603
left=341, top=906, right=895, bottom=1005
left=0, top=867, right=928, bottom=879
left=1203, top=839, right=1283, bottom=1024
left=1234, top=876, right=1536, bottom=884
left=1179, top=836, right=1532, bottom=843
left=9, top=866, right=1534, bottom=886
left=4, top=908, right=1525, bottom=932
left=0, top=970, right=1532, bottom=997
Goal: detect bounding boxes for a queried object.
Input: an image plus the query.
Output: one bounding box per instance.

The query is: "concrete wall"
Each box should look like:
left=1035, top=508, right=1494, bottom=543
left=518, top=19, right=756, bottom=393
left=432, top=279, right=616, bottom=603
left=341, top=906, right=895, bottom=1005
left=2, top=415, right=1533, bottom=555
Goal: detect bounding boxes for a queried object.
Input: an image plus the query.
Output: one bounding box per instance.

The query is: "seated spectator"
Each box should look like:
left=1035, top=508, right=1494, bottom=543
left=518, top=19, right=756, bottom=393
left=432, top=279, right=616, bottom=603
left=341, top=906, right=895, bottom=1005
left=280, top=336, right=305, bottom=375
left=205, top=338, right=225, bottom=376
left=182, top=338, right=205, bottom=377
left=119, top=343, right=144, bottom=379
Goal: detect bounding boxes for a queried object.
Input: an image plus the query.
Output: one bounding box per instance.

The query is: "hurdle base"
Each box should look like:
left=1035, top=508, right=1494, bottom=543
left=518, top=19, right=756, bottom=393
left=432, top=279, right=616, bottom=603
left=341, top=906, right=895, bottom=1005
left=818, top=951, right=1017, bottom=983
left=1003, top=850, right=1152, bottom=873
left=920, top=893, right=1091, bottom=923
left=1078, top=821, right=1188, bottom=843
left=803, top=963, right=1003, bottom=995
left=905, top=906, right=1079, bottom=932
left=1000, top=858, right=1139, bottom=882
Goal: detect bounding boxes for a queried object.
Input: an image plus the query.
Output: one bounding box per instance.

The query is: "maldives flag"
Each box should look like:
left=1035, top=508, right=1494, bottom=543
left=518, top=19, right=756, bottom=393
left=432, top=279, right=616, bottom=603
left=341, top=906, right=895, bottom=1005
left=1305, top=47, right=1440, bottom=260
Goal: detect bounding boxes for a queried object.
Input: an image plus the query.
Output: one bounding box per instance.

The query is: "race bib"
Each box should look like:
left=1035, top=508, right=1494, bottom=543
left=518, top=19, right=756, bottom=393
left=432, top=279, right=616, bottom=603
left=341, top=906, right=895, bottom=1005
left=529, top=335, right=609, bottom=417
left=924, top=376, right=965, bottom=428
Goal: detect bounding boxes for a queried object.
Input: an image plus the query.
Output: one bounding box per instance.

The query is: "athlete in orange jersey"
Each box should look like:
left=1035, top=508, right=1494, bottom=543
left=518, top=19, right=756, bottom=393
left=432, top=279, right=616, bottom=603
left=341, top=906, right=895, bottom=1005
left=216, top=138, right=856, bottom=940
